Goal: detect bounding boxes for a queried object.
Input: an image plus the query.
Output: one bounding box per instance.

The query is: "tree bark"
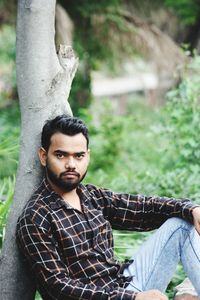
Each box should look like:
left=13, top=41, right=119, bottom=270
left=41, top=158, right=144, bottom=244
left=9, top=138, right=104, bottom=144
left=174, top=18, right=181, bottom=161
left=0, top=0, right=78, bottom=299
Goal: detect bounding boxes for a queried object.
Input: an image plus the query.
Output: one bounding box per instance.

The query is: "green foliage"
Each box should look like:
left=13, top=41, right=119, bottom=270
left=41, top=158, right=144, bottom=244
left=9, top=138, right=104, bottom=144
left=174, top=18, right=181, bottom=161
left=61, top=0, right=200, bottom=113
left=166, top=264, right=186, bottom=299
left=113, top=230, right=150, bottom=261
left=0, top=25, right=15, bottom=63
left=0, top=177, right=15, bottom=249
left=69, top=67, right=92, bottom=115
left=164, top=0, right=200, bottom=25
left=0, top=104, right=19, bottom=249
left=0, top=25, right=16, bottom=107
left=35, top=291, right=42, bottom=300
left=59, top=0, right=121, bottom=20
left=82, top=96, right=165, bottom=196
left=152, top=55, right=200, bottom=202
left=0, top=104, right=20, bottom=178
left=59, top=0, right=133, bottom=113
left=88, top=104, right=126, bottom=173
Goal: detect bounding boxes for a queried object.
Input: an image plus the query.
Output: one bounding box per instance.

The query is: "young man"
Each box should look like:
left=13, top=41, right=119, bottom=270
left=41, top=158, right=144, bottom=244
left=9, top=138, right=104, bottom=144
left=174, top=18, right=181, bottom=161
left=16, top=115, right=200, bottom=300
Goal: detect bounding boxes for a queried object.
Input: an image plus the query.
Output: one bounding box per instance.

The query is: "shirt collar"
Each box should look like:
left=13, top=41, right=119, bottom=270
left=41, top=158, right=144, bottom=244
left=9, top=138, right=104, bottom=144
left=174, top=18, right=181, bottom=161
left=42, top=177, right=90, bottom=211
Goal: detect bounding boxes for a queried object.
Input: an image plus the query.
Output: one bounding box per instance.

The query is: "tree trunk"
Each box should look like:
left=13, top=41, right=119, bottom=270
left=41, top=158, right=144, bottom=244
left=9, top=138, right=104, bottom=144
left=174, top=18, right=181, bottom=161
left=0, top=1, right=78, bottom=299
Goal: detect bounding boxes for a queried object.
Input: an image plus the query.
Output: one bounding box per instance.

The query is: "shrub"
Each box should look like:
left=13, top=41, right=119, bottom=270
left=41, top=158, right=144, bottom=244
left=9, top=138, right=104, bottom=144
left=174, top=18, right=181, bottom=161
left=153, top=55, right=200, bottom=202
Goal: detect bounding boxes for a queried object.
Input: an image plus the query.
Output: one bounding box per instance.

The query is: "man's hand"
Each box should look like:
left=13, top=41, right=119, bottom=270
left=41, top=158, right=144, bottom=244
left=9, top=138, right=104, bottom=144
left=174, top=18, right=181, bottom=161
left=192, top=206, right=200, bottom=235
left=135, top=290, right=168, bottom=300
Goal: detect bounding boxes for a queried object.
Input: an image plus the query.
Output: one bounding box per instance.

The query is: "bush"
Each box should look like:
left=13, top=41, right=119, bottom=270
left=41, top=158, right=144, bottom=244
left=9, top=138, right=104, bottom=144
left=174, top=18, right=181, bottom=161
left=80, top=96, right=165, bottom=196
left=152, top=55, right=200, bottom=203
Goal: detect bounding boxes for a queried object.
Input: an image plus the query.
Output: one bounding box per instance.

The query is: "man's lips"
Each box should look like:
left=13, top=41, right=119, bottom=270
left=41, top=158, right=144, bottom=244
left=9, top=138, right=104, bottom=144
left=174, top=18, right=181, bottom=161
left=60, top=172, right=80, bottom=178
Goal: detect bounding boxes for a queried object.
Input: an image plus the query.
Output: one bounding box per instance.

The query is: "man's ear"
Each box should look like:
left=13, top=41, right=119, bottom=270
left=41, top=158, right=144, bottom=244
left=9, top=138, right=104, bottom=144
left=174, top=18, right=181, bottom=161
left=38, top=147, right=47, bottom=167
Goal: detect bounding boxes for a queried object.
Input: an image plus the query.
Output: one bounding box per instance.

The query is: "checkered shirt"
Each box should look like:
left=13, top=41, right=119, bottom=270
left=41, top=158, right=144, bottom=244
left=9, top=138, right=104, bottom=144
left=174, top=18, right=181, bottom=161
left=16, top=178, right=197, bottom=300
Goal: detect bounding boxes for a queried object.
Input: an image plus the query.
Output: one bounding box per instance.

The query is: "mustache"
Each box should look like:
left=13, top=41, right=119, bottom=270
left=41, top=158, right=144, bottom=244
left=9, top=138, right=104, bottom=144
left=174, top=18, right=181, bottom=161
left=60, top=171, right=80, bottom=178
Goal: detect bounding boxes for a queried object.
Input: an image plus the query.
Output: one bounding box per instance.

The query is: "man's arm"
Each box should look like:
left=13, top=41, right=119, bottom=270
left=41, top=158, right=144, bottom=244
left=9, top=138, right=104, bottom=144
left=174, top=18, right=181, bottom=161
left=89, top=185, right=200, bottom=231
left=110, top=193, right=200, bottom=231
left=16, top=214, right=136, bottom=300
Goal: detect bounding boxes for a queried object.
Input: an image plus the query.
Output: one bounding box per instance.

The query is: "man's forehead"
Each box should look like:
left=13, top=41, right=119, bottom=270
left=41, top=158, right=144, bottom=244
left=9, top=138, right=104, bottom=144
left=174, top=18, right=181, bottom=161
left=50, top=132, right=87, bottom=148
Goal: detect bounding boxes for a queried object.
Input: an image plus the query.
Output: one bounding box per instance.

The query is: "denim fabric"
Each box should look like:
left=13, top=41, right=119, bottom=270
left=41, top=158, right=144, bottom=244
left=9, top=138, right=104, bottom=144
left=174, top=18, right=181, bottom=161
left=124, top=217, right=200, bottom=296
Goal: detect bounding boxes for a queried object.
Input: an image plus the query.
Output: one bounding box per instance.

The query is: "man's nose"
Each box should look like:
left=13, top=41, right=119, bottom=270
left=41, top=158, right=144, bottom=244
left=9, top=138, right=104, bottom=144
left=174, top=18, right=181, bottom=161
left=65, top=156, right=76, bottom=169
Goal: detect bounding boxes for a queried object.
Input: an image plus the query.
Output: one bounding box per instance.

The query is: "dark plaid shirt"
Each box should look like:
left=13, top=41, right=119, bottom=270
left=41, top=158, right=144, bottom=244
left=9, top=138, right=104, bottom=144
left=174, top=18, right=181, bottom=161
left=16, top=178, right=197, bottom=300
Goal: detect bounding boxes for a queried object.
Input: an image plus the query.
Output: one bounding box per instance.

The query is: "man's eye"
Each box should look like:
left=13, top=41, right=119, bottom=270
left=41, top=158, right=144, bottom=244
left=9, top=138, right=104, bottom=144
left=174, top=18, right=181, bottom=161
left=76, top=153, right=84, bottom=159
left=56, top=153, right=64, bottom=159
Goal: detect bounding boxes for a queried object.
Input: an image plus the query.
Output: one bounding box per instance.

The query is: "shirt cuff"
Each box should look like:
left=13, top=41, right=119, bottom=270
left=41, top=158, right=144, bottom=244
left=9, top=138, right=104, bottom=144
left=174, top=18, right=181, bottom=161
left=182, top=201, right=200, bottom=223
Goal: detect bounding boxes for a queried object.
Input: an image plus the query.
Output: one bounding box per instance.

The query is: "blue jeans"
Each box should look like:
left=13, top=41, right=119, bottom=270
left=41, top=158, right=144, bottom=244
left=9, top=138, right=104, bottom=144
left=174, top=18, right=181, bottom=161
left=123, top=217, right=200, bottom=296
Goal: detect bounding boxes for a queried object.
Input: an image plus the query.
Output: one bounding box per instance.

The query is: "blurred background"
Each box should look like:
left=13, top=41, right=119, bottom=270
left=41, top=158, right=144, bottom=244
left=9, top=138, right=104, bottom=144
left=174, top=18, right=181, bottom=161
left=1, top=1, right=200, bottom=298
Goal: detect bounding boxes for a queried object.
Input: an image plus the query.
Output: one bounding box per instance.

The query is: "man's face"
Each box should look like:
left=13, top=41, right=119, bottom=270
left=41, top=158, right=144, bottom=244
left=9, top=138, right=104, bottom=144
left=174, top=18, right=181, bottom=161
left=39, top=132, right=90, bottom=193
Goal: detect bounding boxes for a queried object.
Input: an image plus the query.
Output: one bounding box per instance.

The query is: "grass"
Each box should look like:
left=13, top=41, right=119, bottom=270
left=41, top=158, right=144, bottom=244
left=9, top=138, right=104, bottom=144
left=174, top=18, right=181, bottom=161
left=0, top=177, right=15, bottom=249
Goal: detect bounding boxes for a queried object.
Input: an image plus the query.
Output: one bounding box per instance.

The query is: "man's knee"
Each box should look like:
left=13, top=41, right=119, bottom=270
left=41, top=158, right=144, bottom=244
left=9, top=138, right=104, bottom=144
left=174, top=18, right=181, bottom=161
left=160, top=217, right=193, bottom=233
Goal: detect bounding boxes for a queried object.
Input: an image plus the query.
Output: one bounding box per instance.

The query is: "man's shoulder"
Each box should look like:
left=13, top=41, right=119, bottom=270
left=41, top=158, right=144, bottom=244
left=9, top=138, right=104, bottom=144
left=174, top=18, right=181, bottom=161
left=83, top=183, right=109, bottom=193
left=18, top=179, right=54, bottom=227
left=82, top=183, right=113, bottom=200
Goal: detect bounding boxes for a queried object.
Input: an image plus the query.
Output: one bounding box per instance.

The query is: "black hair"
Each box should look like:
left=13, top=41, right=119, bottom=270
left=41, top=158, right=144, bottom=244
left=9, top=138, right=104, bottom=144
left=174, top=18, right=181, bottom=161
left=41, top=115, right=89, bottom=151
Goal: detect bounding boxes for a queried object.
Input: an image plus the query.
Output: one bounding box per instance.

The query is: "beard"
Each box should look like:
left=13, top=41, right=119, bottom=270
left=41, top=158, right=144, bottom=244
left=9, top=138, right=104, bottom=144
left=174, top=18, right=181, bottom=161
left=46, top=162, right=87, bottom=192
